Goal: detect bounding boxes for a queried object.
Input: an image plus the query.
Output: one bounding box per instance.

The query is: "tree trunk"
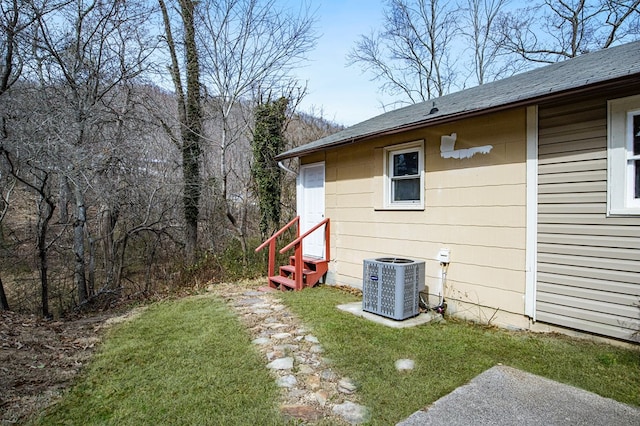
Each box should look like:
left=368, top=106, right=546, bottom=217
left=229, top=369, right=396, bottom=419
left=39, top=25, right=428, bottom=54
left=115, top=232, right=129, bottom=294
left=74, top=189, right=88, bottom=304
left=183, top=140, right=200, bottom=261
left=0, top=275, right=9, bottom=311
left=59, top=176, right=70, bottom=223
left=38, top=230, right=50, bottom=318
left=181, top=0, right=202, bottom=263
left=100, top=205, right=118, bottom=289
left=158, top=0, right=202, bottom=264
left=88, top=235, right=95, bottom=297
left=36, top=193, right=55, bottom=319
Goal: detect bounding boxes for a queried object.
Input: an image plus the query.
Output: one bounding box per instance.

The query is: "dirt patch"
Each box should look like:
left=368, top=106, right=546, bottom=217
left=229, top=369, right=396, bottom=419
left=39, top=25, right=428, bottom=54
left=0, top=308, right=144, bottom=425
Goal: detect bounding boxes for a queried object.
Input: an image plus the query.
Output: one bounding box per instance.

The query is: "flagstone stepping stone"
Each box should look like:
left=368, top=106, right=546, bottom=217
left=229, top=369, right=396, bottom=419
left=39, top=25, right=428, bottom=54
left=297, top=364, right=314, bottom=375
left=338, top=378, right=358, bottom=394
left=310, top=345, right=324, bottom=353
left=304, top=335, right=319, bottom=343
left=251, top=337, right=270, bottom=345
left=287, top=388, right=307, bottom=400
left=315, top=390, right=329, bottom=406
left=277, top=374, right=298, bottom=388
left=234, top=298, right=264, bottom=305
left=267, top=357, right=294, bottom=370
left=395, top=358, right=415, bottom=371
left=281, top=405, right=323, bottom=422
left=332, top=401, right=370, bottom=425
left=266, top=323, right=289, bottom=329
left=274, top=344, right=299, bottom=352
left=272, top=332, right=292, bottom=339
left=249, top=303, right=272, bottom=310
left=320, top=369, right=337, bottom=381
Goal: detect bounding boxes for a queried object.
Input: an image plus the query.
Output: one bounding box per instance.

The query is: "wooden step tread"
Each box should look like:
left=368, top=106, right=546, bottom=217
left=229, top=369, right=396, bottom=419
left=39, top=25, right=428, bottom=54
left=280, top=265, right=313, bottom=274
left=269, top=275, right=297, bottom=289
left=289, top=256, right=328, bottom=265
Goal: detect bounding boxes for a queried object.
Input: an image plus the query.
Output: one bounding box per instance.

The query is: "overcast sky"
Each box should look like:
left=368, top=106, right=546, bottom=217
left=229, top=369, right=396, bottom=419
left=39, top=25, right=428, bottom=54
left=292, top=0, right=394, bottom=127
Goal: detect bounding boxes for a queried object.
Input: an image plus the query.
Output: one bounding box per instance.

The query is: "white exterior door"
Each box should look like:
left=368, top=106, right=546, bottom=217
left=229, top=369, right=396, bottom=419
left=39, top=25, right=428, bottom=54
left=297, top=162, right=325, bottom=258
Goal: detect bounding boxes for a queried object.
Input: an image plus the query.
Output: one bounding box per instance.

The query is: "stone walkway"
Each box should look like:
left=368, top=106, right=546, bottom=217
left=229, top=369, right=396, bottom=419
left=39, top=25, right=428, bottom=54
left=210, top=282, right=370, bottom=425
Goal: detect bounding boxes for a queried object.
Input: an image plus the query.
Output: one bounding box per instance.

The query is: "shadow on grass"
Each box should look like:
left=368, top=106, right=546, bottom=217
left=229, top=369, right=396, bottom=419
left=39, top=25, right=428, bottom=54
left=279, top=285, right=640, bottom=426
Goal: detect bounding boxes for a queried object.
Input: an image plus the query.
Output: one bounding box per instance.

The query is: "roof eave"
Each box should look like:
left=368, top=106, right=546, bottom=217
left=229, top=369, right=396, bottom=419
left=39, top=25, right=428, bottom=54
left=276, top=73, right=640, bottom=161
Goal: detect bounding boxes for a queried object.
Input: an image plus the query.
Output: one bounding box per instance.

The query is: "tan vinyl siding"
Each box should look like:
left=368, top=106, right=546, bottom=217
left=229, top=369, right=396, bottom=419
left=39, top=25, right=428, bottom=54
left=537, top=95, right=640, bottom=342
left=322, top=110, right=528, bottom=327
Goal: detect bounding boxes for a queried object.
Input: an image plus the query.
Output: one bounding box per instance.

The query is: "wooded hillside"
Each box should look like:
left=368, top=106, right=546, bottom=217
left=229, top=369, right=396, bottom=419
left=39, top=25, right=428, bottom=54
left=0, top=0, right=340, bottom=316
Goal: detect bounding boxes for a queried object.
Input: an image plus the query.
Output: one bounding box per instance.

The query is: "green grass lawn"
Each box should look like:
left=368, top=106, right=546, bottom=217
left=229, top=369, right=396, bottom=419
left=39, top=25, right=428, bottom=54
left=279, top=286, right=640, bottom=425
left=33, top=285, right=639, bottom=426
left=34, top=295, right=284, bottom=426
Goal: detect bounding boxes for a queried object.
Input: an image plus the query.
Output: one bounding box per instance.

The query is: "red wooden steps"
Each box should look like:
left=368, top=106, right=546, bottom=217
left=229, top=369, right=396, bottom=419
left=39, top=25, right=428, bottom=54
left=268, top=256, right=329, bottom=291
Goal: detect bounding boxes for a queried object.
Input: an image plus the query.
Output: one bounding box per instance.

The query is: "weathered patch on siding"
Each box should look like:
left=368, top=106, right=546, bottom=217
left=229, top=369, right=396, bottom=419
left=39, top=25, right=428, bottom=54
left=440, top=133, right=493, bottom=159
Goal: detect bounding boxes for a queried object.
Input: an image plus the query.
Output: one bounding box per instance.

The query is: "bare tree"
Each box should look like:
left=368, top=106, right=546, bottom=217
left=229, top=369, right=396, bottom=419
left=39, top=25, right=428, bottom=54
left=460, top=0, right=514, bottom=85
left=194, top=0, right=317, bottom=258
left=0, top=170, right=15, bottom=310
left=31, top=0, right=155, bottom=304
left=498, top=0, right=640, bottom=63
left=347, top=0, right=458, bottom=106
left=158, top=0, right=203, bottom=263
left=0, top=118, right=57, bottom=318
left=0, top=0, right=29, bottom=97
left=0, top=0, right=39, bottom=310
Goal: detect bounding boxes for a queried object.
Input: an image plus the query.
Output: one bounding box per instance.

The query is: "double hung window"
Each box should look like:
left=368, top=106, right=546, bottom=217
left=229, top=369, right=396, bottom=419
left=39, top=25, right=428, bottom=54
left=608, top=95, right=640, bottom=215
left=384, top=141, right=424, bottom=209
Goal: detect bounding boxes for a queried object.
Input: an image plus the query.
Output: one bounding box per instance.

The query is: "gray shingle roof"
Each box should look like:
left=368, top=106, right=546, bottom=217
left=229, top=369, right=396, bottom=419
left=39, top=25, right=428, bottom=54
left=278, top=40, right=640, bottom=160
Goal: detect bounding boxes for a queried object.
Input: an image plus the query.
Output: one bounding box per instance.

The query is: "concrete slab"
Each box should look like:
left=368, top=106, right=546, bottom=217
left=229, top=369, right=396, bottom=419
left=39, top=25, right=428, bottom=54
left=336, top=302, right=440, bottom=328
left=397, top=365, right=640, bottom=426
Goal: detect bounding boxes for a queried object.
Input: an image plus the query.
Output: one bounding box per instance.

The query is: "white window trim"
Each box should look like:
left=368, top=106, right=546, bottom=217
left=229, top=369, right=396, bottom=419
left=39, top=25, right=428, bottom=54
left=382, top=140, right=425, bottom=210
left=607, top=95, right=640, bottom=216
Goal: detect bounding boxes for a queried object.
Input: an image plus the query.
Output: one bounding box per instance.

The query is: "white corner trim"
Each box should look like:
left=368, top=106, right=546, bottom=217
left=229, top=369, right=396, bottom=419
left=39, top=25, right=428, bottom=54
left=525, top=106, right=538, bottom=319
left=440, top=132, right=493, bottom=159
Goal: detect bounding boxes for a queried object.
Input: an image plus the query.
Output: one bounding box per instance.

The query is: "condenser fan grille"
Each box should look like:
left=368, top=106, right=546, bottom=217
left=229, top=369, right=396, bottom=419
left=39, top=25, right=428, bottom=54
left=362, top=258, right=425, bottom=320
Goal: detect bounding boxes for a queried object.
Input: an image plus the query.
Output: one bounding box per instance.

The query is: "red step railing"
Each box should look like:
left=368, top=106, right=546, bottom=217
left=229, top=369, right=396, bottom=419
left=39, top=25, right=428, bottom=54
left=255, top=216, right=300, bottom=279
left=255, top=216, right=330, bottom=290
left=279, top=218, right=330, bottom=290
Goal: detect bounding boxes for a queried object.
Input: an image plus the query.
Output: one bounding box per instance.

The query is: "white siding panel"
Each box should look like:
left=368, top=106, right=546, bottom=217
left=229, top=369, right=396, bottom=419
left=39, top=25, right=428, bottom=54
left=538, top=272, right=638, bottom=297
left=537, top=181, right=606, bottom=194
left=538, top=158, right=606, bottom=174
left=539, top=150, right=606, bottom=164
left=538, top=253, right=640, bottom=273
left=537, top=293, right=638, bottom=320
left=537, top=234, right=640, bottom=249
left=538, top=213, right=639, bottom=225
left=537, top=281, right=636, bottom=306
left=536, top=309, right=639, bottom=342
left=539, top=192, right=606, bottom=203
left=538, top=169, right=604, bottom=184
left=538, top=262, right=640, bottom=285
left=536, top=96, right=640, bottom=342
left=538, top=203, right=606, bottom=214
left=538, top=223, right=640, bottom=237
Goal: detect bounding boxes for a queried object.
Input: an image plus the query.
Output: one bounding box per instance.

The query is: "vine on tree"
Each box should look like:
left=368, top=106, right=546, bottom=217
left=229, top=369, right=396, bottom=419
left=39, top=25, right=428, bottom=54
left=252, top=97, right=289, bottom=238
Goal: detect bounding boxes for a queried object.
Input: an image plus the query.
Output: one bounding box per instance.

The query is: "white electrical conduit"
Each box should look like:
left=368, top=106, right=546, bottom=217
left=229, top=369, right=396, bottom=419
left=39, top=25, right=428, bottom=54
left=277, top=161, right=297, bottom=176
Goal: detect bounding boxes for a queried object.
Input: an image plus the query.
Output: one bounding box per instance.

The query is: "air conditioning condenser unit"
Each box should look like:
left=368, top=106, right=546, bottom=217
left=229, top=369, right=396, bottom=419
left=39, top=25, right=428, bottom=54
left=362, top=257, right=425, bottom=320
